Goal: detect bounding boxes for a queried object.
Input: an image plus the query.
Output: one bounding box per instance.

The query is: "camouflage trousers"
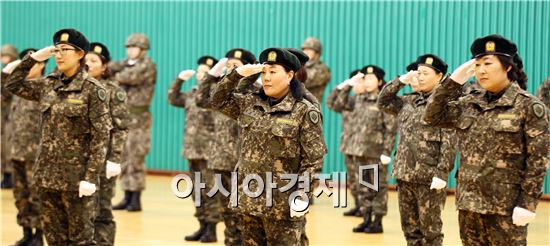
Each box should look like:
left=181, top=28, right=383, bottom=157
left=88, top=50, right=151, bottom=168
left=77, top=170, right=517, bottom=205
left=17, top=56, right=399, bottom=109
left=190, top=159, right=221, bottom=224
left=353, top=156, right=388, bottom=216
left=344, top=154, right=359, bottom=204
left=216, top=170, right=242, bottom=246
left=397, top=180, right=446, bottom=246
left=241, top=214, right=304, bottom=246
left=120, top=111, right=151, bottom=191
left=458, top=210, right=527, bottom=246
left=1, top=120, right=13, bottom=173
left=12, top=159, right=41, bottom=228
left=94, top=172, right=116, bottom=246
left=40, top=188, right=97, bottom=245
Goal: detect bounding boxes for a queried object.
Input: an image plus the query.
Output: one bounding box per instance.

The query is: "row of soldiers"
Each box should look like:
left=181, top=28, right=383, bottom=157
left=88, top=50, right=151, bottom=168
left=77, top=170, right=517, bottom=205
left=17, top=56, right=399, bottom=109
left=1, top=29, right=156, bottom=245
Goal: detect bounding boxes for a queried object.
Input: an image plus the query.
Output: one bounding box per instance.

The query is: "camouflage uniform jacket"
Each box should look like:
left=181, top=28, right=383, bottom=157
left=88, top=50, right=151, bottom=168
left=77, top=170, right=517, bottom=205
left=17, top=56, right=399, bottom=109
left=326, top=87, right=353, bottom=153
left=331, top=86, right=397, bottom=158
left=110, top=56, right=157, bottom=110
left=168, top=78, right=214, bottom=160
left=425, top=77, right=549, bottom=215
left=378, top=79, right=457, bottom=184
left=5, top=56, right=112, bottom=191
left=536, top=76, right=550, bottom=109
left=102, top=79, right=130, bottom=164
left=211, top=70, right=327, bottom=219
left=304, top=60, right=331, bottom=101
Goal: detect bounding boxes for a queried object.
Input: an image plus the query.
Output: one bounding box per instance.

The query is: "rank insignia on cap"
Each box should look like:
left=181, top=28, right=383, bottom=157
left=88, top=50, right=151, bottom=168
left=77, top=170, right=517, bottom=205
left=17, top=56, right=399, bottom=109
left=206, top=58, right=213, bottom=66
left=60, top=33, right=70, bottom=42
left=425, top=57, right=433, bottom=65
left=268, top=51, right=277, bottom=62
left=93, top=45, right=102, bottom=54
left=367, top=67, right=373, bottom=74
left=485, top=41, right=496, bottom=52
left=234, top=50, right=242, bottom=59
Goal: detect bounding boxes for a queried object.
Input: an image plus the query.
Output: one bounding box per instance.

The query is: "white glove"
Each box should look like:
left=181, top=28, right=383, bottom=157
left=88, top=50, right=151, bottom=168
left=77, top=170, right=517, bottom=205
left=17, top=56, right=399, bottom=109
left=208, top=58, right=228, bottom=77
left=31, top=45, right=55, bottom=62
left=236, top=64, right=264, bottom=77
left=78, top=181, right=97, bottom=198
left=2, top=59, right=21, bottom=74
left=398, top=70, right=419, bottom=85
left=380, top=155, right=391, bottom=165
left=336, top=79, right=350, bottom=90
left=450, top=59, right=476, bottom=85
left=106, top=161, right=122, bottom=179
left=290, top=198, right=310, bottom=218
left=177, top=69, right=195, bottom=81
left=349, top=72, right=364, bottom=86
left=430, top=177, right=447, bottom=190
left=512, top=207, right=536, bottom=226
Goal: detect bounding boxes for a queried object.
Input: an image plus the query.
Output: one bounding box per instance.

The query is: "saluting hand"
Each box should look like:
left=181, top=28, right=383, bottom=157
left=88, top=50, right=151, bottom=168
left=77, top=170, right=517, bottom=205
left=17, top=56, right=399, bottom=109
left=2, top=59, right=21, bottom=74
left=178, top=69, right=196, bottom=81
left=398, top=70, right=419, bottom=85
left=450, top=59, right=476, bottom=85
left=208, top=58, right=228, bottom=77
left=236, top=64, right=265, bottom=77
left=31, top=45, right=55, bottom=62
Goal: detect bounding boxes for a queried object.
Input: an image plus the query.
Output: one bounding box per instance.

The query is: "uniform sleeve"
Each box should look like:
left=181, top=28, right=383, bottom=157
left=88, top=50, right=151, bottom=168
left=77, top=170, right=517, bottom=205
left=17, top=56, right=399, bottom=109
left=85, top=84, right=113, bottom=184
left=211, top=70, right=246, bottom=120
left=195, top=74, right=219, bottom=108
left=307, top=64, right=331, bottom=92
left=435, top=129, right=458, bottom=181
left=536, top=77, right=550, bottom=108
left=382, top=112, right=397, bottom=156
left=167, top=78, right=189, bottom=108
left=377, top=78, right=406, bottom=116
left=235, top=73, right=261, bottom=94
left=108, top=60, right=125, bottom=74
left=517, top=100, right=549, bottom=212
left=4, top=56, right=45, bottom=101
left=325, top=87, right=340, bottom=112
left=114, top=61, right=157, bottom=86
left=298, top=105, right=327, bottom=186
left=108, top=87, right=130, bottom=164
left=424, top=76, right=464, bottom=128
left=330, top=86, right=354, bottom=112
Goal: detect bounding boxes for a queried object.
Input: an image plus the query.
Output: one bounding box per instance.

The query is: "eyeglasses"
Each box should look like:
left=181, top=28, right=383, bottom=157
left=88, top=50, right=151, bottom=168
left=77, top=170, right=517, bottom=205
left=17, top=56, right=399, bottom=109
left=52, top=47, right=77, bottom=56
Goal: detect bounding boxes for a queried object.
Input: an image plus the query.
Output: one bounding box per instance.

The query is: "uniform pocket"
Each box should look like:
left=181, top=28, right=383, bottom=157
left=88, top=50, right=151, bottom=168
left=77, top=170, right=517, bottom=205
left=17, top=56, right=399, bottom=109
left=491, top=119, right=523, bottom=154
left=271, top=123, right=300, bottom=158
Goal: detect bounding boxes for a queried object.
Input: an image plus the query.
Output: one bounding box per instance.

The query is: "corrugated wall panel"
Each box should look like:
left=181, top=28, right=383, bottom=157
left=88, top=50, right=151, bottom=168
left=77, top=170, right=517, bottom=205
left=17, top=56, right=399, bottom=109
left=2, top=1, right=549, bottom=193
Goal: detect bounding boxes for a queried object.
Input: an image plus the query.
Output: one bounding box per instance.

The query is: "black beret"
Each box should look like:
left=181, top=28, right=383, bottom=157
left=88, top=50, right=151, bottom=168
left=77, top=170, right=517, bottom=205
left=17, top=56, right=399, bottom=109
left=361, top=65, right=385, bottom=81
left=225, top=48, right=256, bottom=65
left=19, top=48, right=37, bottom=59
left=286, top=48, right=309, bottom=66
left=89, top=42, right=111, bottom=63
left=470, top=34, right=517, bottom=59
left=406, top=62, right=417, bottom=72
left=415, top=54, right=448, bottom=74
left=259, top=47, right=301, bottom=72
left=197, top=56, right=218, bottom=68
left=349, top=69, right=361, bottom=79
left=53, top=28, right=90, bottom=52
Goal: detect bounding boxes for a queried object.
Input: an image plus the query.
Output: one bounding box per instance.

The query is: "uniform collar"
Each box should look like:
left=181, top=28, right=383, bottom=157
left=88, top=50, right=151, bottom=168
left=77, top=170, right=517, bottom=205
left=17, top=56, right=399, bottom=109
left=255, top=92, right=296, bottom=113
left=472, top=83, right=518, bottom=110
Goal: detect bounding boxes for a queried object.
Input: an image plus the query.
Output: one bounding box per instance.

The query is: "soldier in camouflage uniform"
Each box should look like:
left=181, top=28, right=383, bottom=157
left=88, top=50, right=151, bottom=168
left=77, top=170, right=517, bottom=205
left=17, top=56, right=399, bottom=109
left=110, top=33, right=157, bottom=212
left=425, top=34, right=549, bottom=245
left=300, top=37, right=331, bottom=102
left=211, top=47, right=326, bottom=246
left=167, top=55, right=221, bottom=243
left=5, top=28, right=112, bottom=245
left=2, top=48, right=46, bottom=246
left=326, top=69, right=362, bottom=217
left=331, top=65, right=397, bottom=234
left=536, top=76, right=550, bottom=109
left=1, top=44, right=18, bottom=189
left=378, top=55, right=457, bottom=246
left=86, top=42, right=130, bottom=246
left=195, top=48, right=258, bottom=245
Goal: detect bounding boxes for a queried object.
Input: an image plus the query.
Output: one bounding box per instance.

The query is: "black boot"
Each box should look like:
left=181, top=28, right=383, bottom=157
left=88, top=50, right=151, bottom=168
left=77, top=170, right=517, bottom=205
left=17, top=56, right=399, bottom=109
left=199, top=223, right=217, bottom=243
left=31, top=229, right=43, bottom=246
left=12, top=227, right=32, bottom=246
left=112, top=191, right=131, bottom=210
left=126, top=191, right=142, bottom=212
left=343, top=196, right=360, bottom=216
left=184, top=220, right=206, bottom=241
left=352, top=209, right=372, bottom=233
left=1, top=172, right=13, bottom=189
left=364, top=215, right=383, bottom=233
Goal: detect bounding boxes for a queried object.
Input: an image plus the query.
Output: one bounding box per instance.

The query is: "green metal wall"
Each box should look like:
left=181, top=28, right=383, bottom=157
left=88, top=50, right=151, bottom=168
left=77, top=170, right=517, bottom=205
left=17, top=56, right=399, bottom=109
left=2, top=1, right=549, bottom=193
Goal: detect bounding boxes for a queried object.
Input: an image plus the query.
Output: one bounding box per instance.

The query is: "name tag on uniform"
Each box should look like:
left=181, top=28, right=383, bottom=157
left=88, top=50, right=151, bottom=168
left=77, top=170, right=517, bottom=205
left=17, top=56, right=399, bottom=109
left=276, top=118, right=298, bottom=126
left=368, top=106, right=379, bottom=111
left=497, top=113, right=516, bottom=119
left=66, top=99, right=84, bottom=104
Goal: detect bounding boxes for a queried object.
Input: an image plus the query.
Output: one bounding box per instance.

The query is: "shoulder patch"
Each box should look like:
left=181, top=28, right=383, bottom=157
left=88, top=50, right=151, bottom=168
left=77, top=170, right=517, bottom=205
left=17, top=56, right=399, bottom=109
left=532, top=102, right=546, bottom=119
left=116, top=90, right=127, bottom=102
left=97, top=88, right=107, bottom=101
left=308, top=110, right=320, bottom=125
